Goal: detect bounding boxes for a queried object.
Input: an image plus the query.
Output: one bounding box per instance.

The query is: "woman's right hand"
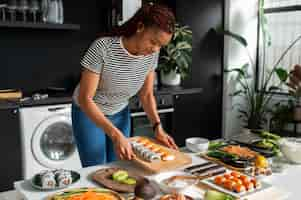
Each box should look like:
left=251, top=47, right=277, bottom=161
left=112, top=131, right=135, bottom=160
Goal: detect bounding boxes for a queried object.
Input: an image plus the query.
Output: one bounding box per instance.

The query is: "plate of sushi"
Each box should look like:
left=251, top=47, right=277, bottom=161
left=31, top=169, right=80, bottom=190
left=201, top=170, right=272, bottom=198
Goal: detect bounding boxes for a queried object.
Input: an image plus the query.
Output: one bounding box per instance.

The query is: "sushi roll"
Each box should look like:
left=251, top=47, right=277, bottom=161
left=149, top=145, right=161, bottom=152
left=214, top=176, right=226, bottom=185
left=250, top=178, right=261, bottom=189
left=244, top=181, right=254, bottom=191
left=55, top=170, right=72, bottom=187
left=234, top=184, right=246, bottom=193
left=223, top=180, right=236, bottom=191
left=223, top=174, right=232, bottom=179
left=144, top=143, right=154, bottom=149
left=232, top=178, right=242, bottom=185
left=40, top=171, right=56, bottom=189
left=230, top=171, right=241, bottom=178
left=150, top=153, right=161, bottom=161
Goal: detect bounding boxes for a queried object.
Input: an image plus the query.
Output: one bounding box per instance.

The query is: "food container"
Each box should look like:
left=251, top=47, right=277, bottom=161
left=152, top=171, right=198, bottom=193
left=186, top=137, right=209, bottom=153
left=278, top=137, right=301, bottom=164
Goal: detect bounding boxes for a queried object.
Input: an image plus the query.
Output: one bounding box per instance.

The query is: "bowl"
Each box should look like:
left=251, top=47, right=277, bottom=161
left=152, top=171, right=198, bottom=193
left=278, top=137, right=301, bottom=164
left=186, top=137, right=209, bottom=153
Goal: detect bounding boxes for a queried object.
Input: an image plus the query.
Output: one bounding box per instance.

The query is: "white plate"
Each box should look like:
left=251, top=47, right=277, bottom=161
left=152, top=171, right=198, bottom=194
left=201, top=173, right=272, bottom=198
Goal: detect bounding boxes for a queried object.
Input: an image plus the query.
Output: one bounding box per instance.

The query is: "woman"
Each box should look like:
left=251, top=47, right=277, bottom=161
left=72, top=3, right=179, bottom=167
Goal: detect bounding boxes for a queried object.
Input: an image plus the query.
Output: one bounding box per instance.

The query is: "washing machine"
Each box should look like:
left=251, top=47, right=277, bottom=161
left=19, top=104, right=82, bottom=179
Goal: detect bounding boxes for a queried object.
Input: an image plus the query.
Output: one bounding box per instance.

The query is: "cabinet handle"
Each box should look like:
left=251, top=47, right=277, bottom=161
left=13, top=109, right=18, bottom=114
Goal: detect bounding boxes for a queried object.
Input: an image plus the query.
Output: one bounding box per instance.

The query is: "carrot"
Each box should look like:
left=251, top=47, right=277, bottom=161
left=67, top=190, right=116, bottom=200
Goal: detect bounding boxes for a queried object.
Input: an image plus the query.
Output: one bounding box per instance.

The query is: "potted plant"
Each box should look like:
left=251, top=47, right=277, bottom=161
left=219, top=0, right=301, bottom=130
left=158, top=23, right=192, bottom=86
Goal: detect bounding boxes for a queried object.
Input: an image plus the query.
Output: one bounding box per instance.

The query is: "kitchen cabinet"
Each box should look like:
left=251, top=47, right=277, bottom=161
left=0, top=107, right=22, bottom=192
left=171, top=93, right=202, bottom=146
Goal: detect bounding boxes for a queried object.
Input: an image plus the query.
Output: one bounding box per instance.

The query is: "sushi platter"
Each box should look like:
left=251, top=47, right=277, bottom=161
left=30, top=169, right=80, bottom=190
left=201, top=170, right=272, bottom=198
left=130, top=137, right=192, bottom=173
left=202, top=140, right=273, bottom=176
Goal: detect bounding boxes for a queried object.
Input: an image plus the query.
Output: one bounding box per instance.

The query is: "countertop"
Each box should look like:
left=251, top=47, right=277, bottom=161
left=0, top=86, right=202, bottom=108
left=12, top=152, right=293, bottom=200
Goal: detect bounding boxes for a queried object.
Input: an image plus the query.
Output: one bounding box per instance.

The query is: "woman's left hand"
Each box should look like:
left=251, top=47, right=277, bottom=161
left=155, top=126, right=179, bottom=150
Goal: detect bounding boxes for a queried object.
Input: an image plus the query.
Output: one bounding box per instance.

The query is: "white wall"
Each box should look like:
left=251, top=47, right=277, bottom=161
left=222, top=0, right=259, bottom=138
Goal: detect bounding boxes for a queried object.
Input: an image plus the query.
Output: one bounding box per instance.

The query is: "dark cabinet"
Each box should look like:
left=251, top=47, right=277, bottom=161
left=0, top=107, right=22, bottom=192
left=172, top=93, right=202, bottom=146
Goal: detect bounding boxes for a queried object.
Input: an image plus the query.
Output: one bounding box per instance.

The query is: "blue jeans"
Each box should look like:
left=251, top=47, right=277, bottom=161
left=71, top=103, right=131, bottom=167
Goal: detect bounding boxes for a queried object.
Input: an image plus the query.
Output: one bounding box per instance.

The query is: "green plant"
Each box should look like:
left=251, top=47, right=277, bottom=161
left=270, top=100, right=294, bottom=133
left=219, top=0, right=301, bottom=129
left=158, top=23, right=192, bottom=79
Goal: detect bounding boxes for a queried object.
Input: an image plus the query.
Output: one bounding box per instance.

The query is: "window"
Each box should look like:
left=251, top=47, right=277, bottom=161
left=258, top=0, right=301, bottom=93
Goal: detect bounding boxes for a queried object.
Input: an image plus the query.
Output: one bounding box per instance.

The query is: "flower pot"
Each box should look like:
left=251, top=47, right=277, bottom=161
left=160, top=70, right=181, bottom=86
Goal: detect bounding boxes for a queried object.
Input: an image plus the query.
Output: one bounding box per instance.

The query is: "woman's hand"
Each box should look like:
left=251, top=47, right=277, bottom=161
left=155, top=125, right=179, bottom=150
left=112, top=131, right=135, bottom=160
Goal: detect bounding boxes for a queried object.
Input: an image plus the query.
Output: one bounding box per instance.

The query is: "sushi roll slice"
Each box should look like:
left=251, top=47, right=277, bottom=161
left=244, top=181, right=254, bottom=191
left=239, top=175, right=250, bottom=183
left=214, top=176, right=226, bottom=185
left=150, top=153, right=161, bottom=161
left=55, top=170, right=72, bottom=187
left=40, top=171, right=56, bottom=189
left=223, top=173, right=232, bottom=179
left=234, top=184, right=246, bottom=193
left=250, top=178, right=261, bottom=189
left=223, top=180, right=236, bottom=191
left=230, top=171, right=241, bottom=178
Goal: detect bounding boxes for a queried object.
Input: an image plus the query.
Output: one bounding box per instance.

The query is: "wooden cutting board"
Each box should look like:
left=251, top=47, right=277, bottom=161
left=92, top=167, right=145, bottom=193
left=130, top=137, right=192, bottom=173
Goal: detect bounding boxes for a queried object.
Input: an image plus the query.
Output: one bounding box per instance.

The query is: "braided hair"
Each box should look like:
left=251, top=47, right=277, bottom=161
left=104, top=3, right=175, bottom=37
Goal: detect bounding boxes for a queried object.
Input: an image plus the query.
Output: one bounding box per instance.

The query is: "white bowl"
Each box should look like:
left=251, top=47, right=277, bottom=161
left=186, top=137, right=209, bottom=153
left=152, top=171, right=197, bottom=193
left=279, top=137, right=301, bottom=164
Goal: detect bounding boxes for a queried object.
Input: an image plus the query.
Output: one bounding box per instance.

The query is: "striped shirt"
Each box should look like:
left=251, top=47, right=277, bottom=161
left=73, top=36, right=159, bottom=115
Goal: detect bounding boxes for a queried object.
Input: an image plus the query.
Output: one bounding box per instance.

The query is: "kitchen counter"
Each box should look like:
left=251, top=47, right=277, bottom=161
left=11, top=152, right=293, bottom=200
left=0, top=86, right=202, bottom=108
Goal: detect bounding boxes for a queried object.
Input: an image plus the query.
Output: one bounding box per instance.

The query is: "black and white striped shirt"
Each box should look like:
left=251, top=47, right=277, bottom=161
left=73, top=36, right=159, bottom=115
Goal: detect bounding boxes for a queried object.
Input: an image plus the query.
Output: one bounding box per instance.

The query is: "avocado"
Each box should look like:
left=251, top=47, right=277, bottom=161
left=122, top=177, right=137, bottom=185
left=112, top=170, right=128, bottom=182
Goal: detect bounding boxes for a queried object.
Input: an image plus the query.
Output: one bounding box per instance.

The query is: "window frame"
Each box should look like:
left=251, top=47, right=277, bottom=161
left=256, top=1, right=301, bottom=95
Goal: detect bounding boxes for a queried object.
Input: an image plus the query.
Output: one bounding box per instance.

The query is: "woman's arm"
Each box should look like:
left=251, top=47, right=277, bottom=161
left=78, top=68, right=134, bottom=160
left=138, top=70, right=178, bottom=150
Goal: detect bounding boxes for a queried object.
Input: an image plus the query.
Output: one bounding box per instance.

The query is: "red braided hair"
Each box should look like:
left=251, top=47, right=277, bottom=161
left=102, top=3, right=175, bottom=37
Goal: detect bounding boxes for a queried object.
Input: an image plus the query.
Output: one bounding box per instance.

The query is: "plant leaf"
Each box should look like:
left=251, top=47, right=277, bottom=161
left=275, top=68, right=289, bottom=82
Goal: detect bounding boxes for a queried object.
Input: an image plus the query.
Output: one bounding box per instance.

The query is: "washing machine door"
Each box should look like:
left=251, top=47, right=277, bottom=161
left=31, top=114, right=77, bottom=169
